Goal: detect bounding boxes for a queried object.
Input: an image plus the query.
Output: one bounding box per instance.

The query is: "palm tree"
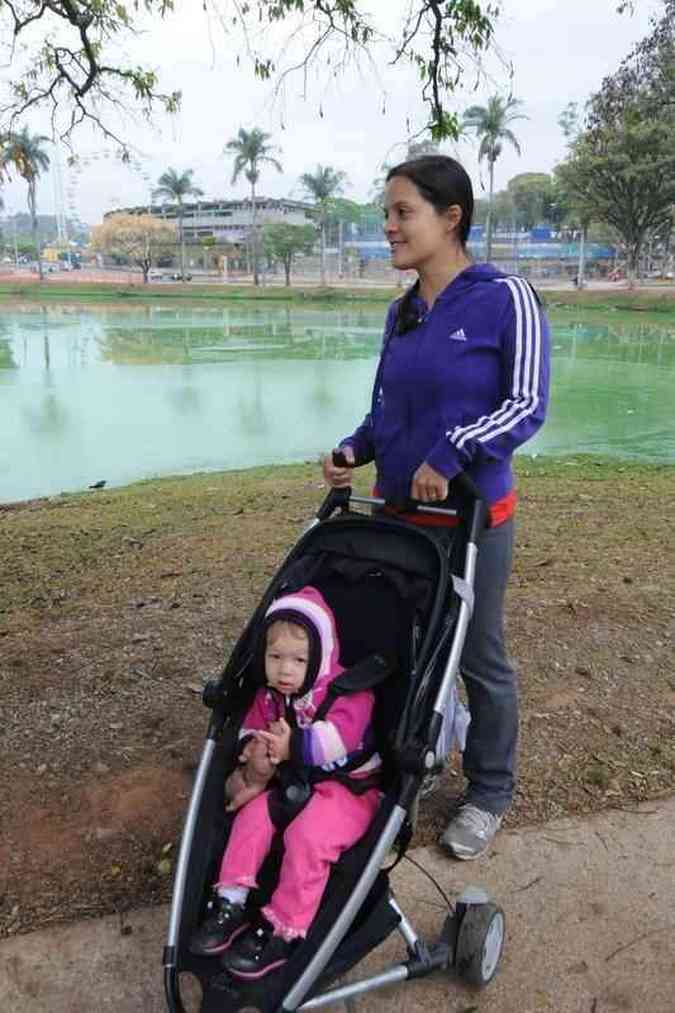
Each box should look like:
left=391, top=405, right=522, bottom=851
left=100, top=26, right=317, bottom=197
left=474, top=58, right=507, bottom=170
left=462, top=96, right=527, bottom=261
left=153, top=168, right=203, bottom=281
left=300, top=165, right=347, bottom=285
left=225, top=128, right=282, bottom=286
left=1, top=129, right=51, bottom=279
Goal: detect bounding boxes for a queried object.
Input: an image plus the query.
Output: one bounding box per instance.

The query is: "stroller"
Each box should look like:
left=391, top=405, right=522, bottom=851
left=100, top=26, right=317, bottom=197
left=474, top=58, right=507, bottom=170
left=163, top=473, right=506, bottom=1013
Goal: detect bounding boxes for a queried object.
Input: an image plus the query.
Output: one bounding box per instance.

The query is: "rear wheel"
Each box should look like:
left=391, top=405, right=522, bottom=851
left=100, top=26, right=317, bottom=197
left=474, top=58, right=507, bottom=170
left=455, top=902, right=505, bottom=987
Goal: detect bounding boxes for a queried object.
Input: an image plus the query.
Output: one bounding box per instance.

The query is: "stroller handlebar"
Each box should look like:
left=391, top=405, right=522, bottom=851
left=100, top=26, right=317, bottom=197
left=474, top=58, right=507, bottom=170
left=318, top=453, right=486, bottom=526
left=317, top=453, right=488, bottom=534
left=316, top=485, right=351, bottom=521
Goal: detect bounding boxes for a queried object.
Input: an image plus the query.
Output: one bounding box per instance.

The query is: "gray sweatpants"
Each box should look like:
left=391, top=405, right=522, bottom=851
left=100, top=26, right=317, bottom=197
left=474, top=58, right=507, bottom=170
left=446, top=518, right=517, bottom=816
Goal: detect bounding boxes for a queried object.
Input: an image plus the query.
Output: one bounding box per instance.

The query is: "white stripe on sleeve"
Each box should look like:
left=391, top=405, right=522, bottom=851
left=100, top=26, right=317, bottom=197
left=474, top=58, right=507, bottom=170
left=449, top=277, right=541, bottom=451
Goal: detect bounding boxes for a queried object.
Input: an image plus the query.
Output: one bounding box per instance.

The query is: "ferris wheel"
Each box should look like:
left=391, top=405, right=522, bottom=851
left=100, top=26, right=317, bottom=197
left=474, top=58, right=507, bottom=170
left=64, top=148, right=155, bottom=228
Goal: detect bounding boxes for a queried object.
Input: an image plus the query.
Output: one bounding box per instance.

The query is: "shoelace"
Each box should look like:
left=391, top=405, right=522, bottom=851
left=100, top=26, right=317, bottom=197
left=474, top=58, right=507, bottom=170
left=456, top=804, right=497, bottom=838
left=251, top=926, right=271, bottom=959
left=216, top=901, right=236, bottom=925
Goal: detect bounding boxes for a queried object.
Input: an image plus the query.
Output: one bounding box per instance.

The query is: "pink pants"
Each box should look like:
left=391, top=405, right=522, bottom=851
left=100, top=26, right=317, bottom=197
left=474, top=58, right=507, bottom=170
left=217, top=780, right=381, bottom=940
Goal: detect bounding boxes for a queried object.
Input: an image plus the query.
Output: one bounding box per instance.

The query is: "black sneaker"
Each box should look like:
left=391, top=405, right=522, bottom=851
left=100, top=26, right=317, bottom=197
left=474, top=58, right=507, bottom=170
left=223, top=923, right=294, bottom=979
left=188, top=896, right=249, bottom=957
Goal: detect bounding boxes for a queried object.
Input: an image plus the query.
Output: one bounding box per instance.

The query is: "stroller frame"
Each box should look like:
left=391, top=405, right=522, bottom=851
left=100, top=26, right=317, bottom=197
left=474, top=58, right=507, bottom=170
left=164, top=480, right=505, bottom=1013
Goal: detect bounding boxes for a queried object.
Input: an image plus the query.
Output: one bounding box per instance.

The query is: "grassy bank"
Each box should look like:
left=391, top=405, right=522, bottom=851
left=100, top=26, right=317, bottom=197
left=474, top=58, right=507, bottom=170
left=1, top=454, right=673, bottom=936
left=1, top=278, right=674, bottom=313
left=1, top=452, right=670, bottom=520
left=0, top=280, right=398, bottom=306
left=543, top=288, right=675, bottom=314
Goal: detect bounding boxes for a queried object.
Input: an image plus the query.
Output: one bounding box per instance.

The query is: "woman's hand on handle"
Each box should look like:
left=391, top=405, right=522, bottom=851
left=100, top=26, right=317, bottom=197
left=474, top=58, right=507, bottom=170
left=321, top=445, right=355, bottom=488
left=411, top=462, right=449, bottom=503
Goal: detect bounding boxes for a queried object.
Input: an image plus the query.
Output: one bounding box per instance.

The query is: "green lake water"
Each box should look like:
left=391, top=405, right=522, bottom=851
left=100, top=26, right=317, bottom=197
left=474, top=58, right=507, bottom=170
left=1, top=302, right=673, bottom=502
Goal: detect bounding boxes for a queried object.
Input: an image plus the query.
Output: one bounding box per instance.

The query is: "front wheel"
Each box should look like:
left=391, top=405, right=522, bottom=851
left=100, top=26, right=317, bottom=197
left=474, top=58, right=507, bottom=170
left=455, top=902, right=505, bottom=987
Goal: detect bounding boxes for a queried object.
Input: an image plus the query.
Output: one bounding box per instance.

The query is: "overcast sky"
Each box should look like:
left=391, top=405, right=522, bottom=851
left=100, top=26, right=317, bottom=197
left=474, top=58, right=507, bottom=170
left=0, top=0, right=661, bottom=227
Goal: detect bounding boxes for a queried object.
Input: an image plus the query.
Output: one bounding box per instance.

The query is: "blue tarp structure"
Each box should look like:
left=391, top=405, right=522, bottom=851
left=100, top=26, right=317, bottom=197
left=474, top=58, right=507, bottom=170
left=343, top=239, right=616, bottom=262
left=341, top=220, right=616, bottom=263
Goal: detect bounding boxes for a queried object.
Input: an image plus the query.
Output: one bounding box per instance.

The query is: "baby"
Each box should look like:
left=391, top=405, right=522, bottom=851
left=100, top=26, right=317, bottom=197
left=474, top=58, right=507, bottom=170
left=190, top=586, right=381, bottom=978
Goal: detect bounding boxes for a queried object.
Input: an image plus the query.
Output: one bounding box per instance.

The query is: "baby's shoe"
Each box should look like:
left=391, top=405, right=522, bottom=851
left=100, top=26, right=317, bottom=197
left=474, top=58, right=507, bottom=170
left=223, top=921, right=295, bottom=979
left=188, top=896, right=249, bottom=956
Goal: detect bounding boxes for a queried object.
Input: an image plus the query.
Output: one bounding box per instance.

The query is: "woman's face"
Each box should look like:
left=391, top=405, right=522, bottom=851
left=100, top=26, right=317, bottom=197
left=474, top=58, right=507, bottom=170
left=384, top=175, right=456, bottom=272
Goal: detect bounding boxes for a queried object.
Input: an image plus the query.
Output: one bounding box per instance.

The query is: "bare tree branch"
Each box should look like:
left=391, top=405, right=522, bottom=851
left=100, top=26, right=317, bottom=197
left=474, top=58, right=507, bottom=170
left=0, top=1, right=500, bottom=148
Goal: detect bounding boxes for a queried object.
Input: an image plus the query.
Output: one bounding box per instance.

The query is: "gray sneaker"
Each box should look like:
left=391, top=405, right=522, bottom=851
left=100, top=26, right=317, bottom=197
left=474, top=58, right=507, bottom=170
left=440, top=804, right=502, bottom=861
left=419, top=769, right=442, bottom=799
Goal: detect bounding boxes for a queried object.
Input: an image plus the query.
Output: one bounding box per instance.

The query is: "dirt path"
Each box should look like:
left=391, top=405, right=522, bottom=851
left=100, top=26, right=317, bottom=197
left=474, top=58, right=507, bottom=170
left=1, top=458, right=673, bottom=938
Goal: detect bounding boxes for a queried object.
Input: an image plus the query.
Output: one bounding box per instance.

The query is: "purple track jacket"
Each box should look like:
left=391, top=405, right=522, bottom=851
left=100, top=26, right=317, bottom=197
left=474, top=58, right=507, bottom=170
left=341, top=264, right=551, bottom=507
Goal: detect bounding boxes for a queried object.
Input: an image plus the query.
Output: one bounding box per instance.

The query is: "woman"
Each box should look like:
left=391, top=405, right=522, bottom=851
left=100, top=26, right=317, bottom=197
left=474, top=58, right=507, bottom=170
left=322, top=155, right=550, bottom=860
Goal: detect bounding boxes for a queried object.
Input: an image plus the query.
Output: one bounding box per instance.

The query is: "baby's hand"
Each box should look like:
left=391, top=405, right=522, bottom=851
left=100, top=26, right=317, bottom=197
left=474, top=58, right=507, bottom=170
left=238, top=738, right=254, bottom=764
left=256, top=717, right=291, bottom=765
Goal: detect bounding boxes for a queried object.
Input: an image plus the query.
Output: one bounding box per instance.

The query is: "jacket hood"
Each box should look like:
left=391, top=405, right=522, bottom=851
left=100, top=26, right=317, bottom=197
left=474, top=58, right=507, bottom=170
left=263, top=585, right=341, bottom=696
left=434, top=262, right=508, bottom=301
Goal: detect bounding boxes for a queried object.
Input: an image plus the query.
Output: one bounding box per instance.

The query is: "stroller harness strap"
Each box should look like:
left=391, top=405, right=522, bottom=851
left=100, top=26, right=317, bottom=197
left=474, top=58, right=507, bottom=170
left=268, top=655, right=391, bottom=827
left=307, top=652, right=391, bottom=791
left=313, top=654, right=393, bottom=720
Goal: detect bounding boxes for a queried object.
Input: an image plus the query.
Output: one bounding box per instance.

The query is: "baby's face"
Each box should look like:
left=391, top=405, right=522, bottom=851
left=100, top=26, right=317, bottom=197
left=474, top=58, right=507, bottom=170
left=265, top=624, right=309, bottom=695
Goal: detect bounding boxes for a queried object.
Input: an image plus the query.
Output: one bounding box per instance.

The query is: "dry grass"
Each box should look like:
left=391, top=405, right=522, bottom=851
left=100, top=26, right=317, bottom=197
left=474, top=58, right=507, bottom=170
left=1, top=457, right=673, bottom=937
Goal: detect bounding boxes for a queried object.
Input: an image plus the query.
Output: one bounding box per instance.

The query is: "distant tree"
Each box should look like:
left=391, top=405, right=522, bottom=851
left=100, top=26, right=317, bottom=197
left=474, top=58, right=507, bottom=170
left=462, top=96, right=527, bottom=261
left=557, top=127, right=674, bottom=286
left=473, top=190, right=515, bottom=232
left=0, top=128, right=51, bottom=279
left=507, top=173, right=556, bottom=230
left=152, top=168, right=203, bottom=282
left=262, top=223, right=317, bottom=286
left=554, top=102, right=594, bottom=284
left=556, top=1, right=675, bottom=285
left=225, top=127, right=282, bottom=286
left=589, top=0, right=675, bottom=126
left=198, top=234, right=217, bottom=269
left=324, top=198, right=372, bottom=228
left=558, top=101, right=581, bottom=144
left=16, top=240, right=38, bottom=258
left=91, top=214, right=176, bottom=283
left=297, top=164, right=344, bottom=285
left=300, top=165, right=347, bottom=285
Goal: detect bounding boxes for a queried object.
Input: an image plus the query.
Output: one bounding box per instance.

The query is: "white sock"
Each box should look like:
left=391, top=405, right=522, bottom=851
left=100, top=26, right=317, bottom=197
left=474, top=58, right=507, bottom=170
left=217, top=885, right=249, bottom=906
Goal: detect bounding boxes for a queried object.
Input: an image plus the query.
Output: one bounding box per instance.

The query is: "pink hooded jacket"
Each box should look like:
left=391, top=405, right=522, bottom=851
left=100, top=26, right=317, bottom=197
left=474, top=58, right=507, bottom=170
left=241, top=586, right=381, bottom=781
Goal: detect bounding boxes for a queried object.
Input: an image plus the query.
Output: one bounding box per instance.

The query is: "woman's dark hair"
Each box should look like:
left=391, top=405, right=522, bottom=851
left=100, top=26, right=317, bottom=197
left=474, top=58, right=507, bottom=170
left=386, top=155, right=474, bottom=246
left=385, top=155, right=474, bottom=335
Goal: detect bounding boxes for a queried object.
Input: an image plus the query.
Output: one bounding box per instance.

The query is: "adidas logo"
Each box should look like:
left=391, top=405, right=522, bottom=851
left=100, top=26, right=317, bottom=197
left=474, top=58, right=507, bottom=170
left=449, top=328, right=467, bottom=341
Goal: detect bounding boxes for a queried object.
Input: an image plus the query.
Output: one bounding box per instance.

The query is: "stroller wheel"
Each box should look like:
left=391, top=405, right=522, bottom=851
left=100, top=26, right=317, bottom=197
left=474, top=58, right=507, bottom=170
left=455, top=902, right=505, bottom=987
